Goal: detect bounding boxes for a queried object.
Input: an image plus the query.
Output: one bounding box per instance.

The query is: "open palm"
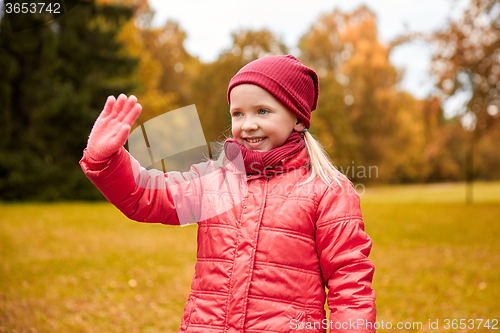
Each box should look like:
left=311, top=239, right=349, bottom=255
left=87, top=94, right=142, bottom=161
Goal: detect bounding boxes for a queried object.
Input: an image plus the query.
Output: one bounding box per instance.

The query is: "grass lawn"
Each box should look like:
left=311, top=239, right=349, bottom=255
left=1, top=181, right=499, bottom=332
left=362, top=182, right=500, bottom=332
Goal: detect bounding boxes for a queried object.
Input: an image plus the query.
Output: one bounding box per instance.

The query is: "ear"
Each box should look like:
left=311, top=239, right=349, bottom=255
left=293, top=120, right=306, bottom=133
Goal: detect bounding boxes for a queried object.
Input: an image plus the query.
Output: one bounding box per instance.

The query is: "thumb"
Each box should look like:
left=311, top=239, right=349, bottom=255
left=114, top=124, right=132, bottom=148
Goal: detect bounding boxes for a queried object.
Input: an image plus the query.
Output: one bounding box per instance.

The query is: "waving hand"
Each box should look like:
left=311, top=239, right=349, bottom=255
left=87, top=94, right=142, bottom=161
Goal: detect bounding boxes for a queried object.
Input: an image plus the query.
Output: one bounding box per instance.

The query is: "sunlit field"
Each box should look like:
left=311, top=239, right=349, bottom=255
left=362, top=182, right=500, bottom=332
left=1, top=182, right=499, bottom=333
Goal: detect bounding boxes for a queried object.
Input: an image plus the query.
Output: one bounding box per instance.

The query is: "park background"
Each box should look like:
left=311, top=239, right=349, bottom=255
left=0, top=0, right=499, bottom=331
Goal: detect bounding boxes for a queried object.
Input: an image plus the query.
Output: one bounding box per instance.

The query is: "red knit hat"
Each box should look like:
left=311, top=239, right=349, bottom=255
left=227, top=55, right=319, bottom=129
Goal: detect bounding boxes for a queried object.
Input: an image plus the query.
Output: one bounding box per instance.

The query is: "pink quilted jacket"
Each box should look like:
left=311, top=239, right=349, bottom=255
left=80, top=146, right=376, bottom=332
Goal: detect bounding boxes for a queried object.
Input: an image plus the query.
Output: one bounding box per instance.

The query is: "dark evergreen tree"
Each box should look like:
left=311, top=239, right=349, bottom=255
left=0, top=0, right=139, bottom=200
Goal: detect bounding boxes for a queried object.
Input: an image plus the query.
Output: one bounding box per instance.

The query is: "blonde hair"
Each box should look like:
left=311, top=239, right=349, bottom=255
left=301, top=130, right=341, bottom=187
left=216, top=131, right=341, bottom=188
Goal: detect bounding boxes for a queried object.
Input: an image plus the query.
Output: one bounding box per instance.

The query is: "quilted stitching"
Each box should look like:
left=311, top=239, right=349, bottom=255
left=80, top=146, right=376, bottom=333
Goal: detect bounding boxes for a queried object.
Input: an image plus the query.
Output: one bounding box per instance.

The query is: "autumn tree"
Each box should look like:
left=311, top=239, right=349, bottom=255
left=429, top=0, right=499, bottom=131
left=386, top=0, right=500, bottom=193
left=107, top=0, right=200, bottom=125
left=191, top=29, right=288, bottom=143
left=0, top=0, right=139, bottom=200
left=300, top=6, right=426, bottom=182
left=298, top=10, right=360, bottom=169
left=428, top=0, right=500, bottom=185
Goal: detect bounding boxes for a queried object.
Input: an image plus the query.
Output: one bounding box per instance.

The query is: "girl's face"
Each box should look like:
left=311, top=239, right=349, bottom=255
left=230, top=84, right=305, bottom=152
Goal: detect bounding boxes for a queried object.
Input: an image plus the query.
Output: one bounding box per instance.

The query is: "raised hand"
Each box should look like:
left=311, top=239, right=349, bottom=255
left=87, top=94, right=142, bottom=161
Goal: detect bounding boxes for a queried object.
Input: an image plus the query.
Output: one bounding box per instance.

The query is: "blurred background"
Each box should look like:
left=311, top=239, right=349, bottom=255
left=1, top=0, right=499, bottom=200
left=0, top=0, right=499, bottom=332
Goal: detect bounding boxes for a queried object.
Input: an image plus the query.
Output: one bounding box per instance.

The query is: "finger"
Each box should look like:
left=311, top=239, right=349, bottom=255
left=99, top=95, right=116, bottom=119
left=110, top=94, right=128, bottom=120
left=122, top=103, right=142, bottom=127
left=117, top=95, right=138, bottom=123
left=114, top=124, right=132, bottom=147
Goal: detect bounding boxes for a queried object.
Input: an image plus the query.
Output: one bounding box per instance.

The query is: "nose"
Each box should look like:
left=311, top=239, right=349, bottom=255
left=241, top=115, right=258, bottom=132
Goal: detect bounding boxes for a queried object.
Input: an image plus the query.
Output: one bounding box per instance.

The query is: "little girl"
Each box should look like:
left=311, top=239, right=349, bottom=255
left=80, top=55, right=376, bottom=332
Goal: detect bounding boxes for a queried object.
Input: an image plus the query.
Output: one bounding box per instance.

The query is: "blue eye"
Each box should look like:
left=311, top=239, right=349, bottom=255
left=232, top=111, right=242, bottom=117
left=258, top=109, right=269, bottom=114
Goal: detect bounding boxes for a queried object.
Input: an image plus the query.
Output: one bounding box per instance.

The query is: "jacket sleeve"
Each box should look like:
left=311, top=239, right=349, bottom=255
left=79, top=146, right=208, bottom=225
left=315, top=176, right=376, bottom=332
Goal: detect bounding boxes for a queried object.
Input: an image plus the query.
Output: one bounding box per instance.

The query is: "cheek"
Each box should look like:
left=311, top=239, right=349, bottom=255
left=231, top=123, right=239, bottom=138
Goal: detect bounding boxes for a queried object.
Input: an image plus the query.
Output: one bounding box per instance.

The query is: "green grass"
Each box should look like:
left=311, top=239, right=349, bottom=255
left=1, top=182, right=499, bottom=332
left=361, top=182, right=500, bottom=332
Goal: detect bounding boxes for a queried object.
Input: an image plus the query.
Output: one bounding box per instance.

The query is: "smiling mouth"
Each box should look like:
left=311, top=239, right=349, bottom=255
left=245, top=137, right=266, bottom=143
